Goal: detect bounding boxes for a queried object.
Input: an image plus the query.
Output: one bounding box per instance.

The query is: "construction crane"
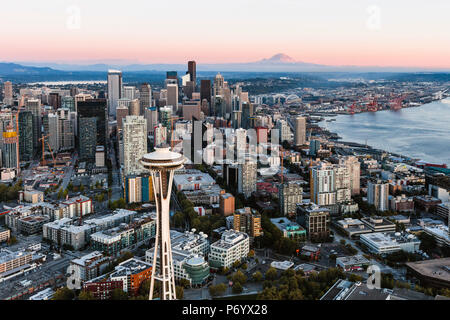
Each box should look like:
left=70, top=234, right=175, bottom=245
left=38, top=134, right=56, bottom=167
left=170, top=116, right=183, bottom=149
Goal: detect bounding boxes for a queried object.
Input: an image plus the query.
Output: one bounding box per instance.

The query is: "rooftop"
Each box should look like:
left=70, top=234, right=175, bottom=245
left=406, top=258, right=450, bottom=283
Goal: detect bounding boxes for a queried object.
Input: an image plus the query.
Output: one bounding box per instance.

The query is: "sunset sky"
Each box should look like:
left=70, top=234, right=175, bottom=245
left=1, top=0, right=449, bottom=68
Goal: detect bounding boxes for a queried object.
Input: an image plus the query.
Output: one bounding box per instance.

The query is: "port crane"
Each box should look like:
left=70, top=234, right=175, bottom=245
left=38, top=134, right=56, bottom=166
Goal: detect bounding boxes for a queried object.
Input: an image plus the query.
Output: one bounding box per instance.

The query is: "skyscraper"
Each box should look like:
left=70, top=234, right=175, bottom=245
left=18, top=111, right=33, bottom=161
left=188, top=61, right=196, bottom=87
left=2, top=122, right=19, bottom=170
left=367, top=180, right=389, bottom=211
left=200, top=80, right=211, bottom=106
left=129, top=99, right=140, bottom=116
left=140, top=146, right=186, bottom=300
left=123, top=116, right=147, bottom=176
left=294, top=116, right=306, bottom=146
left=339, top=156, right=361, bottom=196
left=25, top=99, right=42, bottom=155
left=77, top=99, right=107, bottom=161
left=310, top=162, right=336, bottom=206
left=107, top=70, right=122, bottom=117
left=166, top=83, right=178, bottom=114
left=144, top=107, right=158, bottom=135
left=238, top=157, right=257, bottom=198
left=122, top=86, right=136, bottom=100
left=140, top=83, right=152, bottom=115
left=279, top=182, right=303, bottom=216
left=3, top=81, right=13, bottom=106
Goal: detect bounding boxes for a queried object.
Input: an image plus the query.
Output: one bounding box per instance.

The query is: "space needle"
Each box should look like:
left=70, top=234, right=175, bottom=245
left=140, top=145, right=186, bottom=300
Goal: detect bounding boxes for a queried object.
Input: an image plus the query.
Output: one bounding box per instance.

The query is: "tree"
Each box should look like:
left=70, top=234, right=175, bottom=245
left=209, top=283, right=227, bottom=297
left=176, top=286, right=184, bottom=299
left=252, top=271, right=263, bottom=282
left=232, top=270, right=247, bottom=284
left=53, top=287, right=75, bottom=300
left=232, top=260, right=241, bottom=269
left=265, top=267, right=278, bottom=281
left=110, top=288, right=128, bottom=300
left=78, top=290, right=95, bottom=300
left=248, top=250, right=255, bottom=258
left=232, top=282, right=243, bottom=294
left=179, top=278, right=191, bottom=289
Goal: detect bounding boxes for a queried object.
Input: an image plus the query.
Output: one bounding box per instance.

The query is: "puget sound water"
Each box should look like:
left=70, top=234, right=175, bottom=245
left=322, top=98, right=450, bottom=165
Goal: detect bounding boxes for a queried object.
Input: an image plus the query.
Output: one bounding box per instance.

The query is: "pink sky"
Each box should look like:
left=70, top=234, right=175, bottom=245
left=1, top=0, right=449, bottom=68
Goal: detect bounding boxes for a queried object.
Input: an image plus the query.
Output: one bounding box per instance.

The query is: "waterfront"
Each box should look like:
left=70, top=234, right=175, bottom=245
left=322, top=98, right=450, bottom=165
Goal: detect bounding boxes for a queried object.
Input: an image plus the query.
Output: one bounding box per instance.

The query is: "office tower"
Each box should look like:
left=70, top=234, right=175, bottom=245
left=188, top=61, right=196, bottom=86
left=232, top=110, right=242, bottom=129
left=77, top=99, right=107, bottom=148
left=107, top=70, right=122, bottom=117
left=78, top=117, right=97, bottom=161
left=77, top=99, right=107, bottom=161
left=234, top=207, right=262, bottom=238
left=49, top=92, right=61, bottom=109
left=18, top=111, right=33, bottom=161
left=117, top=98, right=131, bottom=108
left=238, top=158, right=257, bottom=198
left=116, top=106, right=129, bottom=131
left=200, top=80, right=211, bottom=107
left=70, top=87, right=78, bottom=97
left=182, top=101, right=201, bottom=121
left=123, top=116, right=147, bottom=176
left=276, top=119, right=291, bottom=142
left=368, top=180, right=389, bottom=211
left=122, top=86, right=136, bottom=100
left=159, top=106, right=172, bottom=131
left=3, top=81, right=13, bottom=105
left=61, top=96, right=75, bottom=112
left=129, top=99, right=140, bottom=116
left=339, top=156, right=361, bottom=196
left=166, top=84, right=178, bottom=114
left=309, top=139, right=321, bottom=156
left=140, top=146, right=186, bottom=300
left=140, top=83, right=152, bottom=115
left=294, top=116, right=306, bottom=146
left=242, top=102, right=253, bottom=130
left=213, top=73, right=224, bottom=97
left=154, top=124, right=167, bottom=147
left=57, top=108, right=75, bottom=151
left=25, top=99, right=42, bottom=155
left=183, top=82, right=195, bottom=100
left=145, top=107, right=158, bottom=135
left=1, top=122, right=18, bottom=170
left=310, top=162, right=336, bottom=206
left=279, top=182, right=303, bottom=216
left=46, top=113, right=59, bottom=152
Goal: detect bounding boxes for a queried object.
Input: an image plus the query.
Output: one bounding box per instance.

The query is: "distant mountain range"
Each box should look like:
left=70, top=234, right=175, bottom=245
left=0, top=54, right=449, bottom=83
left=6, top=53, right=450, bottom=73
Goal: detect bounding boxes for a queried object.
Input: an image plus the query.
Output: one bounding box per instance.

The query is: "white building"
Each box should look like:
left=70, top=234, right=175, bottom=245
left=238, top=158, right=257, bottom=198
left=360, top=232, right=421, bottom=255
left=208, top=230, right=249, bottom=269
left=107, top=70, right=122, bottom=116
left=123, top=116, right=147, bottom=176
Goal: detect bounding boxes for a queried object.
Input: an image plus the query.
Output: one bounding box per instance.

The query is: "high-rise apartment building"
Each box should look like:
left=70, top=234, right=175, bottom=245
left=367, top=180, right=389, bottom=211
left=339, top=156, right=361, bottom=196
left=18, top=111, right=33, bottom=161
left=25, top=98, right=42, bottom=155
left=77, top=99, right=107, bottom=161
left=144, top=107, right=158, bottom=135
left=123, top=116, right=147, bottom=176
left=279, top=182, right=303, bottom=216
left=238, top=158, right=257, bottom=198
left=310, top=162, right=336, bottom=206
left=294, top=116, right=306, bottom=146
left=233, top=207, right=262, bottom=238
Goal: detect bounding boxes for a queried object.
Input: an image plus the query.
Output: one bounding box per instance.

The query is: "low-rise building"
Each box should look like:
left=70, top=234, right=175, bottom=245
left=406, top=258, right=450, bottom=289
left=361, top=216, right=396, bottom=233
left=360, top=232, right=421, bottom=255
left=70, top=251, right=112, bottom=284
left=0, top=227, right=10, bottom=243
left=17, top=215, right=50, bottom=235
left=336, top=255, right=370, bottom=271
left=209, top=230, right=249, bottom=269
left=270, top=217, right=306, bottom=241
left=234, top=207, right=262, bottom=238
left=0, top=249, right=33, bottom=279
left=335, top=218, right=372, bottom=239
left=110, top=258, right=153, bottom=295
left=43, top=218, right=96, bottom=250
left=297, top=203, right=330, bottom=240
left=389, top=195, right=414, bottom=213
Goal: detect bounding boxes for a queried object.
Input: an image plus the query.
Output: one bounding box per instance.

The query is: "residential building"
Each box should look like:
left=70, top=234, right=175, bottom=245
left=208, top=230, right=249, bottom=269
left=367, top=180, right=389, bottom=211
left=233, top=207, right=262, bottom=238
left=279, top=181, right=303, bottom=216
